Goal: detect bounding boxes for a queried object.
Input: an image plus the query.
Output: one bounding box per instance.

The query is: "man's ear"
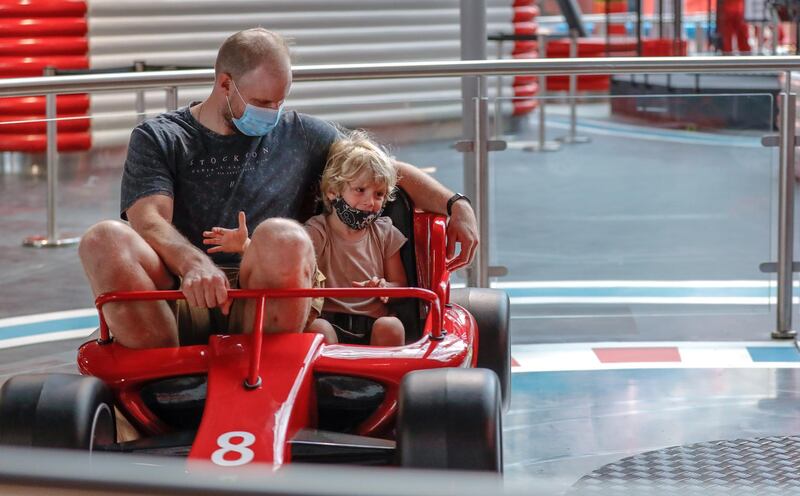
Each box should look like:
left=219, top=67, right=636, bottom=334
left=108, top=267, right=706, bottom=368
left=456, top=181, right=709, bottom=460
left=218, top=73, right=232, bottom=95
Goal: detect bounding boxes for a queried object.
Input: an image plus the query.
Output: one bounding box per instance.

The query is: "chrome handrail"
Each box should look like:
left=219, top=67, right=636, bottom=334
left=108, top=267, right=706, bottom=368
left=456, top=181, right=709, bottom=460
left=1, top=56, right=800, bottom=97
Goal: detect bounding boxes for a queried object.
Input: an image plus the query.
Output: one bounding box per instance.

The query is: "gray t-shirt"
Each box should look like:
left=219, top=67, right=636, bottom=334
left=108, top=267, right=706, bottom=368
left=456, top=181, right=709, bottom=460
left=120, top=104, right=339, bottom=266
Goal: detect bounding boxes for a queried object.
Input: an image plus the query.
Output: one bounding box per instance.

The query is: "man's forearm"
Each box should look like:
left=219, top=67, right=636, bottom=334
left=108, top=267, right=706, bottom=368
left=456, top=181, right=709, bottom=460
left=133, top=217, right=211, bottom=277
left=395, top=161, right=453, bottom=214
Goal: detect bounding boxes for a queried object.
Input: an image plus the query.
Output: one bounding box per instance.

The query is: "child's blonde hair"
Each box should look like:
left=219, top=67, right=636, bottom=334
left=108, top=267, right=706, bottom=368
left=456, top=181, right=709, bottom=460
left=320, top=130, right=397, bottom=212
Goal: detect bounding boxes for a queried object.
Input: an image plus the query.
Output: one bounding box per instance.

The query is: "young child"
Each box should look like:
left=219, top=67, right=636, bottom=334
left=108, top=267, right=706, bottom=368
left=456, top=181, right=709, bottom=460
left=202, top=130, right=407, bottom=346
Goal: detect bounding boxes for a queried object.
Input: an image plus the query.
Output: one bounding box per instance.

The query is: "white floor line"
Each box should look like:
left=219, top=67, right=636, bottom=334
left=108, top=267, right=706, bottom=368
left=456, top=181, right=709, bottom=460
left=0, top=308, right=97, bottom=328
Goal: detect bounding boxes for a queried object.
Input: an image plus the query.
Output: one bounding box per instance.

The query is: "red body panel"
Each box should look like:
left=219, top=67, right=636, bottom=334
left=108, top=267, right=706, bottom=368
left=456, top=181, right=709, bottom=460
left=188, top=333, right=322, bottom=467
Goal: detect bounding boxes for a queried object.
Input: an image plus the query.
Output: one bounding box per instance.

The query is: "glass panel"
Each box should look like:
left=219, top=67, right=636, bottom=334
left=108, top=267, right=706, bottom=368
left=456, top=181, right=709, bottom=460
left=0, top=106, right=149, bottom=320
left=489, top=89, right=777, bottom=340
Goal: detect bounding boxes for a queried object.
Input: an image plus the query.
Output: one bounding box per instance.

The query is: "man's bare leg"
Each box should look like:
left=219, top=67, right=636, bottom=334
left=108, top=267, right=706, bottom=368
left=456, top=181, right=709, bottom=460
left=237, top=218, right=316, bottom=334
left=79, top=220, right=178, bottom=348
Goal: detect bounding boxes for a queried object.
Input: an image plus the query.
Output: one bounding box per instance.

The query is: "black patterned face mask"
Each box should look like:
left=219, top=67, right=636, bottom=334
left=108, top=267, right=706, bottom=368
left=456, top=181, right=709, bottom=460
left=331, top=197, right=383, bottom=231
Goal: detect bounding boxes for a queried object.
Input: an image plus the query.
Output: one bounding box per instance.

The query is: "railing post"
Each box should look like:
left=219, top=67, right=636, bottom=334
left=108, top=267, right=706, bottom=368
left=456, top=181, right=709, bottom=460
left=557, top=29, right=590, bottom=145
left=22, top=66, right=79, bottom=248
left=165, top=86, right=178, bottom=111
left=775, top=70, right=796, bottom=339
left=134, top=60, right=146, bottom=124
left=460, top=0, right=487, bottom=287
left=474, top=94, right=490, bottom=288
left=538, top=35, right=551, bottom=149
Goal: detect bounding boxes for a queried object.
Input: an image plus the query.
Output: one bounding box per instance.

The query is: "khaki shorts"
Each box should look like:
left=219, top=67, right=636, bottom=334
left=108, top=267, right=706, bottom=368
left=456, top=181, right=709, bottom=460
left=175, top=267, right=326, bottom=346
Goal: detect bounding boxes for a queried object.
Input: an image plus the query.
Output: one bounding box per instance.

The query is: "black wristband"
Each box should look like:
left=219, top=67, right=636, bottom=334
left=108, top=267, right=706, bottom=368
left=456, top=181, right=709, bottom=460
left=446, top=193, right=471, bottom=216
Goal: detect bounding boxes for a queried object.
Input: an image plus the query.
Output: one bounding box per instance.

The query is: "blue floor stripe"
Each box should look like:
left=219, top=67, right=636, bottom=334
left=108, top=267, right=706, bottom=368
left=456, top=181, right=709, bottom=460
left=0, top=315, right=98, bottom=339
left=502, top=287, right=771, bottom=298
left=747, top=347, right=800, bottom=362
left=0, top=285, right=777, bottom=341
left=550, top=115, right=763, bottom=146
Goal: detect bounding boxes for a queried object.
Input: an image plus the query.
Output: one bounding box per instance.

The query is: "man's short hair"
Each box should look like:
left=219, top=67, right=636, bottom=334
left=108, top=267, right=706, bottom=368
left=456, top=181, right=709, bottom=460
left=215, top=28, right=290, bottom=80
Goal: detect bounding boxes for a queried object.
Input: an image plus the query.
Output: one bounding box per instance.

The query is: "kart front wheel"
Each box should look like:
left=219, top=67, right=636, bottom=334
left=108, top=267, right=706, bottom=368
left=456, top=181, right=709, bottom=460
left=0, top=373, right=116, bottom=451
left=449, top=287, right=511, bottom=411
left=397, top=368, right=502, bottom=472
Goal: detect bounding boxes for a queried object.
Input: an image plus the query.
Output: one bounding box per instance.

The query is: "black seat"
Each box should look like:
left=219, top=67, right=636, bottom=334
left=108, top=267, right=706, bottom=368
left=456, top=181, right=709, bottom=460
left=382, top=188, right=422, bottom=343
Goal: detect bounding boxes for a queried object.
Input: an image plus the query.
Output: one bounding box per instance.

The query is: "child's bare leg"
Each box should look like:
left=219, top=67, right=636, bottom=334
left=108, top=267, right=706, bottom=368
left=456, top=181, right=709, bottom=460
left=307, top=318, right=338, bottom=344
left=370, top=317, right=404, bottom=346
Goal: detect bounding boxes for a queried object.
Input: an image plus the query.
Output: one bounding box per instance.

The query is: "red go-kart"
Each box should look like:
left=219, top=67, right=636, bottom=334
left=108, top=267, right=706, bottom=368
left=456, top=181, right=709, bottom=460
left=0, top=192, right=510, bottom=472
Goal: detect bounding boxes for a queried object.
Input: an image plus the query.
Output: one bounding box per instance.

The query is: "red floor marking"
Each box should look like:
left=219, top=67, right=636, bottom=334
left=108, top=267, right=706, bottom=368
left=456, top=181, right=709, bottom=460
left=593, top=347, right=681, bottom=363
left=511, top=356, right=520, bottom=367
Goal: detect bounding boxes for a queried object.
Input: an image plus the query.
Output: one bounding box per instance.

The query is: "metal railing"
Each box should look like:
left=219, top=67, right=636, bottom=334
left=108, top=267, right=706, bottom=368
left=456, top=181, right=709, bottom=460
left=3, top=57, right=800, bottom=97
left=4, top=55, right=800, bottom=338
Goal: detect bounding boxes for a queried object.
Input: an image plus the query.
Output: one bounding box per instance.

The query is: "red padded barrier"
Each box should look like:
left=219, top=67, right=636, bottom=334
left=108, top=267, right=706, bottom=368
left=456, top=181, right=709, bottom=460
left=512, top=99, right=537, bottom=116
left=0, top=37, right=88, bottom=56
left=513, top=6, right=539, bottom=22
left=0, top=95, right=89, bottom=115
left=513, top=83, right=538, bottom=98
left=0, top=56, right=88, bottom=77
left=512, top=40, right=537, bottom=55
left=0, top=132, right=90, bottom=152
left=0, top=18, right=86, bottom=37
left=514, top=22, right=538, bottom=36
left=0, top=115, right=90, bottom=134
left=0, top=0, right=89, bottom=152
left=513, top=75, right=537, bottom=86
left=0, top=0, right=86, bottom=17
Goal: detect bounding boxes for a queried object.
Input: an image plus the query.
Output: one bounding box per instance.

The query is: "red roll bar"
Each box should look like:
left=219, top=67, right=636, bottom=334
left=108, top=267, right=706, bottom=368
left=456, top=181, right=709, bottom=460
left=95, top=287, right=442, bottom=390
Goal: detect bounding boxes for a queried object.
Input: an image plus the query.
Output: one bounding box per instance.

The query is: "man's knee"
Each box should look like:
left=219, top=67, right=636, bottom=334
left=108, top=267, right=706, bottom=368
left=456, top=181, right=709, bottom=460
left=243, top=218, right=315, bottom=285
left=79, top=220, right=174, bottom=290
left=251, top=218, right=312, bottom=252
left=80, top=220, right=131, bottom=259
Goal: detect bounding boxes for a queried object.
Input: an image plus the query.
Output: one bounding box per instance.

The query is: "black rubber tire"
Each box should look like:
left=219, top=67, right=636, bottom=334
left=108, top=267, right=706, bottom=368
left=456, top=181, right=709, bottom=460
left=449, top=288, right=511, bottom=411
left=397, top=368, right=502, bottom=472
left=0, top=373, right=116, bottom=451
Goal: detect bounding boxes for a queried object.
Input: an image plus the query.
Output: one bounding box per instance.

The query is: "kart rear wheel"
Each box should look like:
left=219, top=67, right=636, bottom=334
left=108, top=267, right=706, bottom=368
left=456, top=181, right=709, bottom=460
left=397, top=368, right=502, bottom=472
left=0, top=373, right=116, bottom=451
left=449, top=288, right=510, bottom=411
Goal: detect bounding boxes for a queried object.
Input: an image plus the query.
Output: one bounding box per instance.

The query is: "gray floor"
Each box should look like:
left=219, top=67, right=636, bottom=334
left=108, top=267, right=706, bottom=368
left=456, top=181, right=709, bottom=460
left=2, top=99, right=800, bottom=494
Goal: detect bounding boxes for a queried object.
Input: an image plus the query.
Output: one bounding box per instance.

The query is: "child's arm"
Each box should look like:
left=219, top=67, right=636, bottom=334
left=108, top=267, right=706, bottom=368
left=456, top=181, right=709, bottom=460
left=352, top=251, right=408, bottom=303
left=202, top=211, right=251, bottom=254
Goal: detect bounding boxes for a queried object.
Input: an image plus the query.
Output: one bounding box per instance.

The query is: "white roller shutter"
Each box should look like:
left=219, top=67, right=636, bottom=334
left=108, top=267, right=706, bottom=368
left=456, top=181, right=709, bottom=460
left=87, top=0, right=515, bottom=147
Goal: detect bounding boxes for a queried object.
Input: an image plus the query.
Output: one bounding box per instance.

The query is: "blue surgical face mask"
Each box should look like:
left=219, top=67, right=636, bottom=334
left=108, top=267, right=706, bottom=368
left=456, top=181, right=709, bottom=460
left=226, top=79, right=283, bottom=137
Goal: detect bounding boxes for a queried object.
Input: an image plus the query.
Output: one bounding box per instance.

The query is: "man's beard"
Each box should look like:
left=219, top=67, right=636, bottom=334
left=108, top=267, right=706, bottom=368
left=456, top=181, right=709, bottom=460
left=221, top=107, right=241, bottom=135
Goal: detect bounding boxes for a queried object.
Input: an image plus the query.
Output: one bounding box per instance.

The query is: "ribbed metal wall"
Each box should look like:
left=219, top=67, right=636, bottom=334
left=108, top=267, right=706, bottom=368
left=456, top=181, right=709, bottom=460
left=87, top=0, right=516, bottom=147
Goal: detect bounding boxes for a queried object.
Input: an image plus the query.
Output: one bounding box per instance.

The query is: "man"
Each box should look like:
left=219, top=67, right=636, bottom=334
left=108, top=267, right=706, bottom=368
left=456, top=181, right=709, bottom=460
left=79, top=28, right=478, bottom=349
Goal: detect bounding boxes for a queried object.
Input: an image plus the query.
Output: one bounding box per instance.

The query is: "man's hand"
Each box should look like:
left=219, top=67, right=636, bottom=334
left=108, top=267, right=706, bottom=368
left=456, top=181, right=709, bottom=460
left=353, top=276, right=389, bottom=303
left=181, top=260, right=232, bottom=314
left=203, top=211, right=250, bottom=254
left=446, top=200, right=479, bottom=272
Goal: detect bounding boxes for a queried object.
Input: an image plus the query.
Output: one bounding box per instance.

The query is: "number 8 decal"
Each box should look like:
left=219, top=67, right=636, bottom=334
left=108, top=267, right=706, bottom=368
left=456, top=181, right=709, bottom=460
left=211, top=431, right=256, bottom=466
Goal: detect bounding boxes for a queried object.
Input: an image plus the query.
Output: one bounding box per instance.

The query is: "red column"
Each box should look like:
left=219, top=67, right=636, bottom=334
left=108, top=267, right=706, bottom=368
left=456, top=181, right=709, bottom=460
left=0, top=0, right=90, bottom=152
left=510, top=0, right=540, bottom=116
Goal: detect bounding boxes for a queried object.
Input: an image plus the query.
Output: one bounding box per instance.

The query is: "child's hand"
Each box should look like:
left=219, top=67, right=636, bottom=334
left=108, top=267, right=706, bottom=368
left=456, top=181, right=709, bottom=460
left=203, top=211, right=250, bottom=255
left=353, top=276, right=389, bottom=303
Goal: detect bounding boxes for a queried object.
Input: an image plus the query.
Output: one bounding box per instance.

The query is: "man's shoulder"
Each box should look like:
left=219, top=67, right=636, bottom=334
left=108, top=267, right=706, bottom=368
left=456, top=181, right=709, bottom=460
left=136, top=107, right=195, bottom=139
left=287, top=111, right=339, bottom=137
